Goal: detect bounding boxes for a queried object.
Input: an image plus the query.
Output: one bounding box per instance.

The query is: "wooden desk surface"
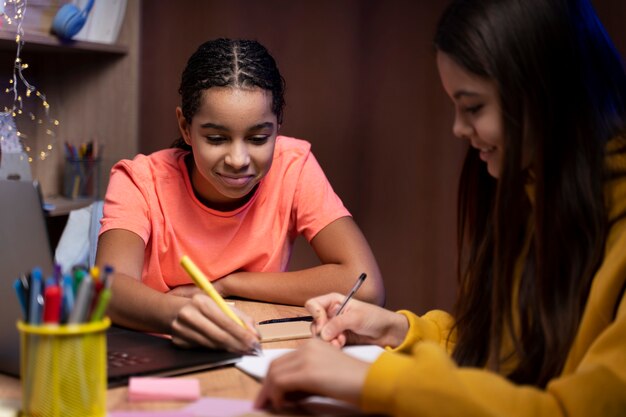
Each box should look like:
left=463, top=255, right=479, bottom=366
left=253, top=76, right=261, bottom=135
left=0, top=299, right=310, bottom=413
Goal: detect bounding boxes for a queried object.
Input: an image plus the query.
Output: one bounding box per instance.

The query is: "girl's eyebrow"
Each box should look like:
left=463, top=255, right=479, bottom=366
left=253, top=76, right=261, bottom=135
left=199, top=122, right=227, bottom=130
left=199, top=122, right=275, bottom=130
left=249, top=122, right=275, bottom=131
left=453, top=90, right=481, bottom=100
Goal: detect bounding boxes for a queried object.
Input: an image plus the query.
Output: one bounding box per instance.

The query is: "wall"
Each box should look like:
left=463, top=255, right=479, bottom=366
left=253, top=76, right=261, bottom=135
left=139, top=1, right=626, bottom=313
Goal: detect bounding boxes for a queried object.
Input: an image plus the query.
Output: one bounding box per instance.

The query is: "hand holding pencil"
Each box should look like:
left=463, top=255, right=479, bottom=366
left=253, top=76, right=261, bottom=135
left=177, top=255, right=262, bottom=356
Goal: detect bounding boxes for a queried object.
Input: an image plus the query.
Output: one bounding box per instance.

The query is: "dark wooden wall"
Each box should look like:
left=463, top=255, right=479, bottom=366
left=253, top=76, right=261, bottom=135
left=138, top=1, right=626, bottom=313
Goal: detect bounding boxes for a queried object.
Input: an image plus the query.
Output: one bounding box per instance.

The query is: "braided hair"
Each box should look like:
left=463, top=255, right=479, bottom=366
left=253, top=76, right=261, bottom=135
left=172, top=38, right=286, bottom=149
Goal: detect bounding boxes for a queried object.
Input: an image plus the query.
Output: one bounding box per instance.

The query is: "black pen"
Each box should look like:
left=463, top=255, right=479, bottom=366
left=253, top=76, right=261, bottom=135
left=258, top=316, right=314, bottom=325
left=335, top=272, right=367, bottom=315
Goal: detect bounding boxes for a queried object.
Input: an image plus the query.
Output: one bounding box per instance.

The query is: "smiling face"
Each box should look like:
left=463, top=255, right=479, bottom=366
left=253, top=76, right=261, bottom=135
left=177, top=87, right=278, bottom=210
left=437, top=51, right=504, bottom=178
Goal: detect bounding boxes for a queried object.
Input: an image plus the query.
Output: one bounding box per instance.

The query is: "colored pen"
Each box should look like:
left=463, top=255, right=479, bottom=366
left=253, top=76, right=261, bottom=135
left=68, top=274, right=93, bottom=324
left=43, top=279, right=61, bottom=324
left=62, top=274, right=75, bottom=323
left=20, top=273, right=30, bottom=318
left=73, top=268, right=86, bottom=295
left=28, top=268, right=43, bottom=325
left=101, top=265, right=114, bottom=288
left=180, top=255, right=262, bottom=356
left=335, top=272, right=367, bottom=316
left=90, top=265, right=114, bottom=322
left=90, top=287, right=111, bottom=322
left=90, top=266, right=100, bottom=283
left=13, top=278, right=27, bottom=317
left=258, top=316, right=314, bottom=325
left=53, top=264, right=62, bottom=285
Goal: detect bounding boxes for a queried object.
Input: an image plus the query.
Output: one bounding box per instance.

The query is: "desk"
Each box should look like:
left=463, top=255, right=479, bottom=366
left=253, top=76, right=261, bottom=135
left=0, top=299, right=309, bottom=413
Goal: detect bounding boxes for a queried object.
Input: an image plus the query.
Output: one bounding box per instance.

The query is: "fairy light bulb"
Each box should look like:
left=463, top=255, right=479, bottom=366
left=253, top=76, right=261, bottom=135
left=1, top=0, right=58, bottom=161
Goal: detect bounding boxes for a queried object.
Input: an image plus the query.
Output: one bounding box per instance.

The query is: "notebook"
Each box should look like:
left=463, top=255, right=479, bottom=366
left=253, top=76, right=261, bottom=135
left=0, top=179, right=241, bottom=386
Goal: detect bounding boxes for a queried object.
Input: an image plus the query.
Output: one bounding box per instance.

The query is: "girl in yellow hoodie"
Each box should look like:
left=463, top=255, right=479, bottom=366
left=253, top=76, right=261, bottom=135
left=256, top=0, right=626, bottom=415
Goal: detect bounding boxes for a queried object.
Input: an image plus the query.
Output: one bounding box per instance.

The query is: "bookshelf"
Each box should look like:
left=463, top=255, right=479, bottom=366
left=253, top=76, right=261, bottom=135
left=0, top=29, right=128, bottom=54
left=0, top=1, right=140, bottom=202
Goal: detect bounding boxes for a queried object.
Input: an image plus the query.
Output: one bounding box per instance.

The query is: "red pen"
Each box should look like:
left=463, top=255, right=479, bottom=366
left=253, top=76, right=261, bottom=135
left=43, top=284, right=62, bottom=324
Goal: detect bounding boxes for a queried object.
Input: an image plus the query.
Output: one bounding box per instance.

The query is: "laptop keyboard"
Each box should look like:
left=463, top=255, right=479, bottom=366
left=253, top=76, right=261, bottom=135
left=108, top=350, right=153, bottom=368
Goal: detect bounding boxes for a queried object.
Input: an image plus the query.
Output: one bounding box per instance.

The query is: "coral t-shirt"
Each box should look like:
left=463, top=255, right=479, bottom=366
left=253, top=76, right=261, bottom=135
left=100, top=136, right=351, bottom=291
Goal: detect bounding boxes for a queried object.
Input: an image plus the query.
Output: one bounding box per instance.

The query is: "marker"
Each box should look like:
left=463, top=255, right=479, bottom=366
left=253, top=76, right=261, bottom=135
left=53, top=264, right=62, bottom=285
left=101, top=265, right=114, bottom=288
left=43, top=280, right=61, bottom=324
left=73, top=268, right=86, bottom=295
left=90, top=288, right=111, bottom=322
left=258, top=316, right=314, bottom=325
left=180, top=255, right=262, bottom=356
left=13, top=278, right=27, bottom=317
left=68, top=275, right=93, bottom=324
left=62, top=274, right=75, bottom=323
left=90, top=266, right=100, bottom=283
left=28, top=268, right=43, bottom=325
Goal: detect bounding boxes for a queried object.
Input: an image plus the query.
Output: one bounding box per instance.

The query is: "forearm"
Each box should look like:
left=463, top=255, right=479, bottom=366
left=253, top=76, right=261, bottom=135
left=108, top=273, right=188, bottom=334
left=220, top=263, right=384, bottom=306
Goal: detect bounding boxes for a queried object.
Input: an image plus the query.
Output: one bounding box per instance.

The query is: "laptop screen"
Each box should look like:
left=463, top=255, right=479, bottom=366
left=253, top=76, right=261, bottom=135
left=0, top=180, right=241, bottom=384
left=0, top=180, right=54, bottom=377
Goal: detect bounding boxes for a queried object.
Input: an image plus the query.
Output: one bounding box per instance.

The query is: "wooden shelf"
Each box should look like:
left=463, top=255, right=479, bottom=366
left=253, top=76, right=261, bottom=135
left=44, top=195, right=94, bottom=217
left=0, top=29, right=128, bottom=55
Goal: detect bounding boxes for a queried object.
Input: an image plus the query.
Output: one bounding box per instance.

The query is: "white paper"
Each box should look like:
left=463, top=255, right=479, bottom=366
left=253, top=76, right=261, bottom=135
left=235, top=345, right=384, bottom=380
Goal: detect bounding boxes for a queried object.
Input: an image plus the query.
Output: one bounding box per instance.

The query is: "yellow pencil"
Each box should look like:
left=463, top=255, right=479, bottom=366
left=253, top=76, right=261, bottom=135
left=180, top=255, right=262, bottom=355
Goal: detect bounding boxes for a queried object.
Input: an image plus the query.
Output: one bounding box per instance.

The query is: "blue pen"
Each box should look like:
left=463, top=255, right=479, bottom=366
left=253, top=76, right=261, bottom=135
left=62, top=274, right=75, bottom=323
left=28, top=268, right=43, bottom=325
left=13, top=279, right=27, bottom=317
left=101, top=265, right=114, bottom=288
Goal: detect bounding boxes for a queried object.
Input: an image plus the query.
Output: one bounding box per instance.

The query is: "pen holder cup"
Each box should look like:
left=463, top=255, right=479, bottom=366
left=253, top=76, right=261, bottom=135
left=63, top=158, right=101, bottom=199
left=17, top=318, right=110, bottom=417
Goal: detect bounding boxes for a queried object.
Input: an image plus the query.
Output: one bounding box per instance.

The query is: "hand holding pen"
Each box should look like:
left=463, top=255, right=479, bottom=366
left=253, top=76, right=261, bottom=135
left=178, top=255, right=262, bottom=356
left=305, top=275, right=410, bottom=349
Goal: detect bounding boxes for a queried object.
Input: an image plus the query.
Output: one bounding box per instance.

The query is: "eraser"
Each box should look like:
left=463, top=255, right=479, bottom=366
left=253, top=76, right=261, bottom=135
left=128, top=377, right=201, bottom=402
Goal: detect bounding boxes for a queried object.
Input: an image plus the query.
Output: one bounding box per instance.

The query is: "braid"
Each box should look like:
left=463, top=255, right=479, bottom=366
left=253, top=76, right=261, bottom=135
left=173, top=38, right=286, bottom=149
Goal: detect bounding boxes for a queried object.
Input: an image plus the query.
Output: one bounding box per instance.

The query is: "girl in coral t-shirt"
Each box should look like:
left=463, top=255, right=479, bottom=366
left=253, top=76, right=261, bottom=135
left=96, top=38, right=384, bottom=354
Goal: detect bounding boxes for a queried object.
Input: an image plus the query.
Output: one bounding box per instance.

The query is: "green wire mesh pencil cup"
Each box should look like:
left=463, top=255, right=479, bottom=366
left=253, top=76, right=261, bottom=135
left=63, top=157, right=101, bottom=199
left=17, top=318, right=110, bottom=417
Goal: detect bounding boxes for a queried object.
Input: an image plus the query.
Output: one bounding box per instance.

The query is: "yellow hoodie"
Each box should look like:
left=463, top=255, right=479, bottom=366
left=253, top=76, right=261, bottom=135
left=362, top=141, right=626, bottom=417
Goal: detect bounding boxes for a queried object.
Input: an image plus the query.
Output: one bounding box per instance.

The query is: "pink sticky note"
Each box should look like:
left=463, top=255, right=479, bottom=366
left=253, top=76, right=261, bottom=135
left=128, top=377, right=201, bottom=402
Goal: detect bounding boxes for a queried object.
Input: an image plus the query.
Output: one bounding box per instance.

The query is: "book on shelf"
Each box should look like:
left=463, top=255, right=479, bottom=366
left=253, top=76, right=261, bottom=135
left=73, top=0, right=127, bottom=45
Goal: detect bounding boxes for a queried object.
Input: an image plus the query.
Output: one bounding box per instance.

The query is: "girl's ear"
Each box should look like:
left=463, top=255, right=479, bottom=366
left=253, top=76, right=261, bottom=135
left=176, top=107, right=192, bottom=146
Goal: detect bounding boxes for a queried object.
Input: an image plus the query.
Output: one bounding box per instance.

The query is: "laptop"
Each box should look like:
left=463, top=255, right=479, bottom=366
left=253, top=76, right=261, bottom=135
left=106, top=326, right=241, bottom=387
left=0, top=179, right=241, bottom=387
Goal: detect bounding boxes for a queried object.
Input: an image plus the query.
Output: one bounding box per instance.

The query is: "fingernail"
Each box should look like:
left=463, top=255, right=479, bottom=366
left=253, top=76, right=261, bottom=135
left=251, top=342, right=263, bottom=356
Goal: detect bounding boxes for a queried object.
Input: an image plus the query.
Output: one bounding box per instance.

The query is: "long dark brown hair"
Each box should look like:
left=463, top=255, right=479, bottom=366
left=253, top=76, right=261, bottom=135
left=435, top=0, right=626, bottom=387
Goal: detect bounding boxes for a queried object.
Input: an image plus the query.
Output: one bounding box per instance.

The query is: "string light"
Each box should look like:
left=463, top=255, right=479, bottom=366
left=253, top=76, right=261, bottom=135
left=1, top=0, right=59, bottom=162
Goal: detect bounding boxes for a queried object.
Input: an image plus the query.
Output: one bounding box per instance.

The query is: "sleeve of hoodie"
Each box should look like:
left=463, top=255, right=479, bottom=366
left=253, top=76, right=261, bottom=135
left=360, top=267, right=626, bottom=417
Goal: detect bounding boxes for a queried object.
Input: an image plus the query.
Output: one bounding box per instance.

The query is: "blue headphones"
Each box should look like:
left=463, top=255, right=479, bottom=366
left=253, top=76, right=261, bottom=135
left=51, top=0, right=95, bottom=41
